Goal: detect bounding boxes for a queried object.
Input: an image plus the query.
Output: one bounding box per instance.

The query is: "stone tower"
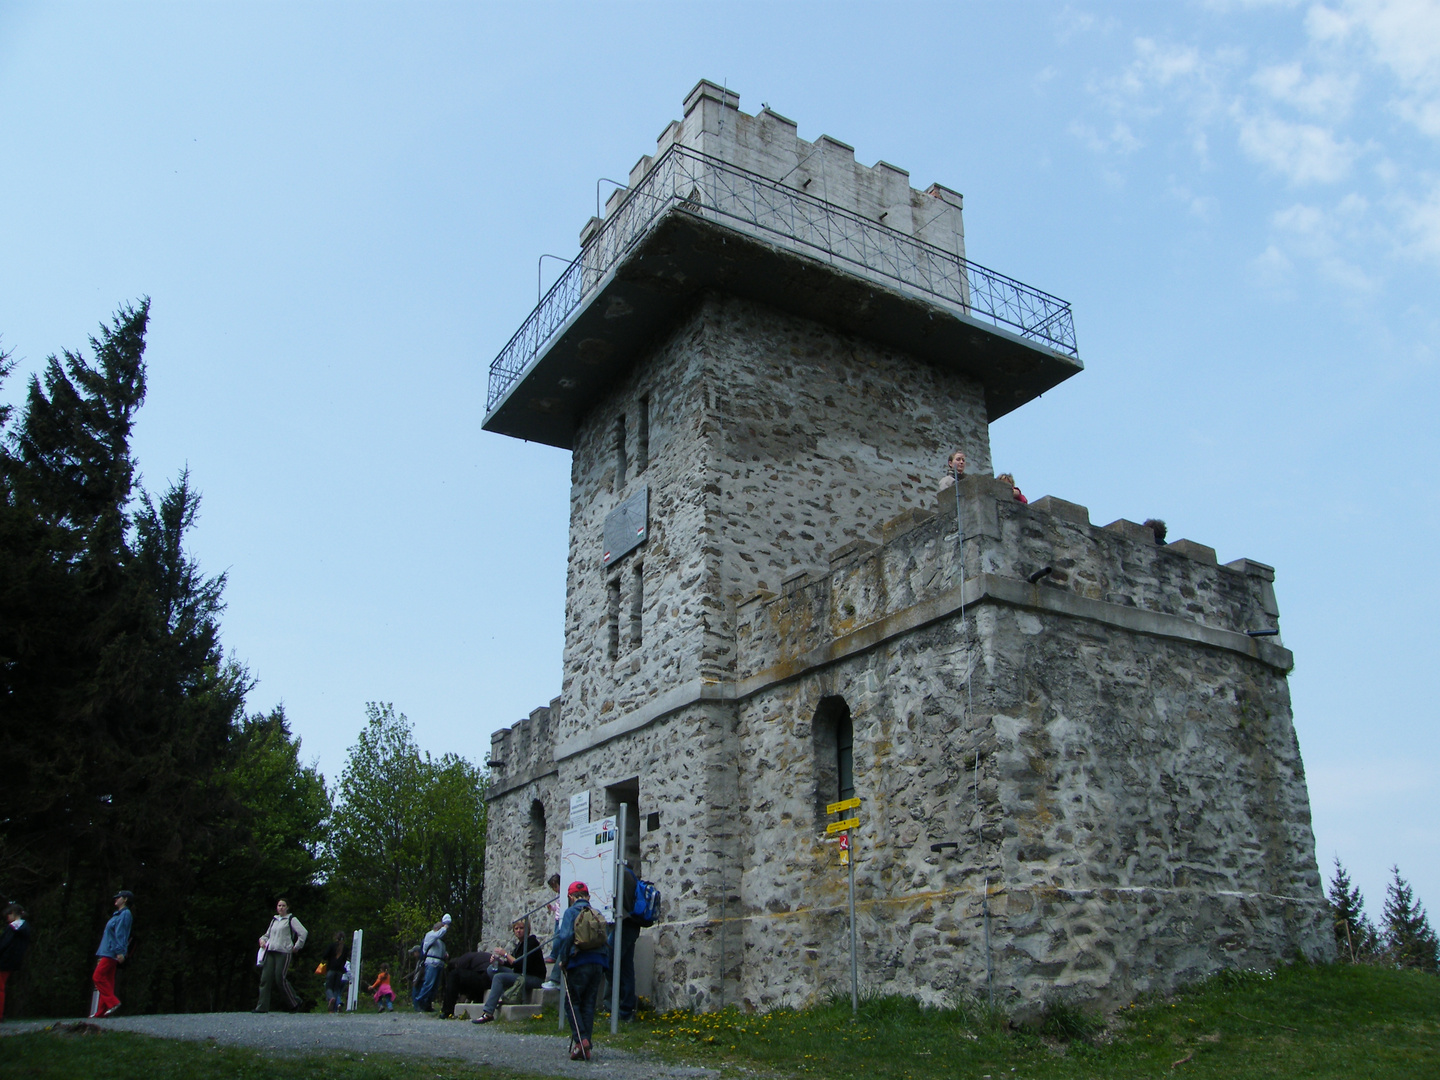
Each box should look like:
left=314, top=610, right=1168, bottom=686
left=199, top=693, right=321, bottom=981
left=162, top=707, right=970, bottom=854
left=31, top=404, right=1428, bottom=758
left=480, top=80, right=1331, bottom=1013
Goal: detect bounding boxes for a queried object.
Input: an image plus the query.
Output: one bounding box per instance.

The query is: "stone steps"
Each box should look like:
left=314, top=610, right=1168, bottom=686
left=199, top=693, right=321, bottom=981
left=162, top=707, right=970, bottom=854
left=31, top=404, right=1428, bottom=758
left=454, top=986, right=559, bottom=1021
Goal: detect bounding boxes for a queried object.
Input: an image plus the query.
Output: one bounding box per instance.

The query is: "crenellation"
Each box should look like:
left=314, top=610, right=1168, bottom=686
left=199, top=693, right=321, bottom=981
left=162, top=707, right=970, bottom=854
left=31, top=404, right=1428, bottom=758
left=481, top=80, right=1326, bottom=1016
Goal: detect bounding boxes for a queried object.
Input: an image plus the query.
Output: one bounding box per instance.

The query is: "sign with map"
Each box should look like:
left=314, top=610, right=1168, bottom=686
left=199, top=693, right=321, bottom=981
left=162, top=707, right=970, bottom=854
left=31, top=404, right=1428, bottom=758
left=559, top=815, right=618, bottom=916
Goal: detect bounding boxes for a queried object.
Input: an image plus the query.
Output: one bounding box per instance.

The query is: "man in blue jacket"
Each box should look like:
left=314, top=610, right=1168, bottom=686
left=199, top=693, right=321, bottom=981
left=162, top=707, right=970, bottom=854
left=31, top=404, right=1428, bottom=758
left=91, top=890, right=132, bottom=1018
left=553, top=882, right=609, bottom=1060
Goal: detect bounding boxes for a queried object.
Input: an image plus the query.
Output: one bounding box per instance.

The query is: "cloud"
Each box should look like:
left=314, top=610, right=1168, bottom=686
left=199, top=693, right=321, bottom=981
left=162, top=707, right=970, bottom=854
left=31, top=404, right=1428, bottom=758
left=1253, top=61, right=1359, bottom=115
left=1068, top=119, right=1143, bottom=155
left=1236, top=112, right=1360, bottom=183
left=1395, top=180, right=1440, bottom=258
left=1132, top=37, right=1203, bottom=86
left=1269, top=196, right=1384, bottom=288
left=1308, top=0, right=1440, bottom=138
left=1250, top=243, right=1296, bottom=288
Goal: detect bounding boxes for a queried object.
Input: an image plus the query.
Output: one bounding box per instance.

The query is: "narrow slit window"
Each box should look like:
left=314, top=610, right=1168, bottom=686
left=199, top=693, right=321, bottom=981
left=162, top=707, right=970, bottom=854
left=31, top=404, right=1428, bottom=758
left=614, top=415, right=628, bottom=487
left=607, top=577, right=621, bottom=661
left=630, top=562, right=644, bottom=650
left=529, top=799, right=547, bottom=886
left=636, top=396, right=650, bottom=474
left=811, top=696, right=854, bottom=824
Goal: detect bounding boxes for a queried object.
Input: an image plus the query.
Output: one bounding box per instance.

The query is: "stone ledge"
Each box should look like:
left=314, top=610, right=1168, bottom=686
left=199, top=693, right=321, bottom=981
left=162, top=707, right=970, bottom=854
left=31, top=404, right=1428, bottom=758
left=486, top=762, right=560, bottom=802
left=547, top=572, right=1293, bottom=764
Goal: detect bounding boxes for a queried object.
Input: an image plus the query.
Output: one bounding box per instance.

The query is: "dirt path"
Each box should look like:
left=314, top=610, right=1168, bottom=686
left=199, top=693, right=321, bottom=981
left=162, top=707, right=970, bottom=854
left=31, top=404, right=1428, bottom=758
left=0, top=1010, right=718, bottom=1080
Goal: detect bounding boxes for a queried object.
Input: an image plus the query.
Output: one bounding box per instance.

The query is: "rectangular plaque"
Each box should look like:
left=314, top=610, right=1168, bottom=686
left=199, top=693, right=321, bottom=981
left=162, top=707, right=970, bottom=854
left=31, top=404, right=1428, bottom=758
left=602, top=484, right=648, bottom=566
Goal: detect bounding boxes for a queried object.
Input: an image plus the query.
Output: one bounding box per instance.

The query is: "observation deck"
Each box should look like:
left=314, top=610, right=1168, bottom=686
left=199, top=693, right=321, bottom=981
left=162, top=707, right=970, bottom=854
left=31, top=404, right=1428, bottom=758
left=483, top=84, right=1082, bottom=449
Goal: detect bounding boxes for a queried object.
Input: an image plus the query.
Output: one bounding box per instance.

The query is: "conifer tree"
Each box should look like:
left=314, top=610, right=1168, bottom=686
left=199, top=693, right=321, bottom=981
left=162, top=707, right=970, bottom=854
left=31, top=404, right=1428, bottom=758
left=1, top=303, right=332, bottom=1014
left=1382, top=866, right=1439, bottom=973
left=1327, top=857, right=1377, bottom=961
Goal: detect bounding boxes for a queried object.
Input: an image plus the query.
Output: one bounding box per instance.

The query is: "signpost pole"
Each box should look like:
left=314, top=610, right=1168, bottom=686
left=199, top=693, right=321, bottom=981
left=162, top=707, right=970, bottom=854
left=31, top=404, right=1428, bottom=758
left=825, top=797, right=862, bottom=1018
left=610, top=803, right=627, bottom=1035
left=847, top=826, right=857, bottom=1016
left=347, top=929, right=363, bottom=1012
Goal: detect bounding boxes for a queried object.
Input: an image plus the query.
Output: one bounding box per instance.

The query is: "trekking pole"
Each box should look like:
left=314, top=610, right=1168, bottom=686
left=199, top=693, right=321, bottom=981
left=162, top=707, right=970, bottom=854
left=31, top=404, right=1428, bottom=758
left=560, top=970, right=583, bottom=1056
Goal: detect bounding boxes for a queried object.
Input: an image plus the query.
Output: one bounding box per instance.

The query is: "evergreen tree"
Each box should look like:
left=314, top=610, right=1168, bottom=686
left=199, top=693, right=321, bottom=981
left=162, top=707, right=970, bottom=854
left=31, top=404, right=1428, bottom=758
left=1382, top=866, right=1439, bottom=973
left=1327, top=857, right=1378, bottom=961
left=1, top=303, right=332, bottom=1014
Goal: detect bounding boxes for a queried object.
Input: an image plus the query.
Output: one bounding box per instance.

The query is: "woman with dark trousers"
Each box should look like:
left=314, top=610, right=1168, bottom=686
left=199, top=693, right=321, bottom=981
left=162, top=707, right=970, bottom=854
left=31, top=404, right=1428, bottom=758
left=0, top=903, right=34, bottom=1020
left=321, top=932, right=347, bottom=1012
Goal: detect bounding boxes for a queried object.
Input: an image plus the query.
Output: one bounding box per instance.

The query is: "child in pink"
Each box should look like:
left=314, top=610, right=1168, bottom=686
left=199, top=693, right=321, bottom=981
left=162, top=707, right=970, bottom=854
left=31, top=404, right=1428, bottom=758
left=369, top=968, right=395, bottom=1010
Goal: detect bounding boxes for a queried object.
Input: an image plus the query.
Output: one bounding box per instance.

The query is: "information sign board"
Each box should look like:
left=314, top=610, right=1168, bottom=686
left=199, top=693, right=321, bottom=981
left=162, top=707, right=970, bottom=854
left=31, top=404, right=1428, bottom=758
left=559, top=815, right=618, bottom=915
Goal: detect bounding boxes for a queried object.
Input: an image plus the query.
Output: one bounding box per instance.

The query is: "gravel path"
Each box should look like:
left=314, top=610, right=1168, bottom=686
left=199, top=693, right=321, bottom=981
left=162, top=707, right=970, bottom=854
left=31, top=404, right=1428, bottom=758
left=0, top=1010, right=718, bottom=1080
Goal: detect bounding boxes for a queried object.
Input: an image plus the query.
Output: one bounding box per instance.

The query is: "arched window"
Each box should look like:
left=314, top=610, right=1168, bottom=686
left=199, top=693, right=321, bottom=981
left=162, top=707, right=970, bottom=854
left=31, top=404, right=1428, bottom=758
left=529, top=799, right=547, bottom=887
left=811, top=695, right=855, bottom=823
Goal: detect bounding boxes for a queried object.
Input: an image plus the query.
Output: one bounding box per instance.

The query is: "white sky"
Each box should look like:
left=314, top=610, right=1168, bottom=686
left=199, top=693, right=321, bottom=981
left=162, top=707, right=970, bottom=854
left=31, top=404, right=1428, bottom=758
left=2, top=1, right=1436, bottom=923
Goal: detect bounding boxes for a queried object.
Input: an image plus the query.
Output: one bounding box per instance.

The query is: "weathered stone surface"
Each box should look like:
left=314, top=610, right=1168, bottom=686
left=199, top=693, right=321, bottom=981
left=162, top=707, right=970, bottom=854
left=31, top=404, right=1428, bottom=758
left=480, top=84, right=1331, bottom=1017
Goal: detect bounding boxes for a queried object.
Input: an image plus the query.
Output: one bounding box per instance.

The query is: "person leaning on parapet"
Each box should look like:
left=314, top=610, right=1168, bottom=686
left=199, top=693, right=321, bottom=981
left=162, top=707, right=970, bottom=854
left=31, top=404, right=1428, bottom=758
left=1143, top=518, right=1167, bottom=545
left=0, top=902, right=34, bottom=1021
left=938, top=449, right=966, bottom=494
left=412, top=913, right=451, bottom=1012
left=440, top=946, right=493, bottom=1019
left=996, top=473, right=1028, bottom=505
left=472, top=920, right=545, bottom=1024
left=90, top=890, right=133, bottom=1018
left=554, top=881, right=610, bottom=1061
left=254, top=897, right=309, bottom=1013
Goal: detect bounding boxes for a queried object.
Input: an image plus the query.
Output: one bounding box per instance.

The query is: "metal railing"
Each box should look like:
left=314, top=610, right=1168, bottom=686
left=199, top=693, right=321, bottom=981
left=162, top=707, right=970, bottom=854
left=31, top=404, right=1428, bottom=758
left=487, top=145, right=1078, bottom=414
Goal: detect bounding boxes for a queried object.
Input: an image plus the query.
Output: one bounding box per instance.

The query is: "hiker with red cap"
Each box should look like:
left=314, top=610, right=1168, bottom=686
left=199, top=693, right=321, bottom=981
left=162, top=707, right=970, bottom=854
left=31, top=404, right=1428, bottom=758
left=552, top=881, right=609, bottom=1060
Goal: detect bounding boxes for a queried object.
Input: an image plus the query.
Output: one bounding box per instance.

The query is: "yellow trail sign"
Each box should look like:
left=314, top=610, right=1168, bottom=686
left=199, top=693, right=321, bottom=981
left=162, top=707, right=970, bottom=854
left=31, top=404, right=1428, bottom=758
left=827, top=797, right=861, bottom=814
left=826, top=817, right=860, bottom=834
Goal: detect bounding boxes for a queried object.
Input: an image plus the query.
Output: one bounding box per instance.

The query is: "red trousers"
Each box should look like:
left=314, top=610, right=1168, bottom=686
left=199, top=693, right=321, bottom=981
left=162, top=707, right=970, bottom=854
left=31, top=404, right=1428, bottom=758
left=92, top=956, right=119, bottom=1016
left=0, top=970, right=9, bottom=1019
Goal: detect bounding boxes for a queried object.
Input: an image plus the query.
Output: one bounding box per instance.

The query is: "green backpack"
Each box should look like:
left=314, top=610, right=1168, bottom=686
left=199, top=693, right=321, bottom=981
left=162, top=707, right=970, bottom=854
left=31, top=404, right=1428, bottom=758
left=573, top=905, right=608, bottom=952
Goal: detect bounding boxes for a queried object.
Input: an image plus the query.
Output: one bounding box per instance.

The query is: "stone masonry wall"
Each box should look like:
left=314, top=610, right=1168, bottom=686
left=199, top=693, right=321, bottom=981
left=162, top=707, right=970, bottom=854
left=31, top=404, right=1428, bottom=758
left=724, top=602, right=1325, bottom=1013
left=559, top=293, right=990, bottom=747
left=713, top=481, right=1327, bottom=1011
left=486, top=476, right=1329, bottom=1011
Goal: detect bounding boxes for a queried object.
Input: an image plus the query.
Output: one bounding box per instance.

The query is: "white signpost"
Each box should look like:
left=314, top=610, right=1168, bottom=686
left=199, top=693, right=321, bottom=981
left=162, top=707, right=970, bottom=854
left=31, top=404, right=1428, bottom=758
left=346, top=929, right=363, bottom=1011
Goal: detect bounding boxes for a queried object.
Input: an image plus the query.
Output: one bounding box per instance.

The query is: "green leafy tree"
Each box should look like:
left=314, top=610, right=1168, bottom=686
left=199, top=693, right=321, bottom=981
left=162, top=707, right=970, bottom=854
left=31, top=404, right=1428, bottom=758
left=1328, top=857, right=1378, bottom=961
left=1382, top=866, right=1439, bottom=973
left=329, top=704, right=488, bottom=985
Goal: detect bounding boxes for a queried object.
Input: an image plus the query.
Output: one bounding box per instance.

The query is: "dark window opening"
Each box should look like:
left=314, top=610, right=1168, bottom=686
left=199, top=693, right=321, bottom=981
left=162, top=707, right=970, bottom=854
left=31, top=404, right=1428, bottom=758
left=607, top=577, right=621, bottom=661
left=630, top=562, right=644, bottom=650
left=811, top=695, right=855, bottom=824
left=614, top=415, right=628, bottom=487
left=636, top=396, right=650, bottom=474
left=605, top=778, right=643, bottom=873
left=837, top=712, right=855, bottom=802
left=529, top=799, right=547, bottom=887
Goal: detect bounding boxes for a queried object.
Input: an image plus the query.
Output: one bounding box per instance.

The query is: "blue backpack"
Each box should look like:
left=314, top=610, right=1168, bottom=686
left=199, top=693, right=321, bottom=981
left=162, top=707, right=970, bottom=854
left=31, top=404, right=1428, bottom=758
left=629, top=874, right=661, bottom=927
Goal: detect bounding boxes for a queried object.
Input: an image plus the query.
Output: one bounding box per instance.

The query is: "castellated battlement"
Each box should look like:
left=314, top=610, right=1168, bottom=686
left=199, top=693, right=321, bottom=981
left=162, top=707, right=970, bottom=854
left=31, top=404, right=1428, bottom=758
left=488, top=696, right=559, bottom=796
left=736, top=476, right=1288, bottom=688
left=590, top=79, right=967, bottom=263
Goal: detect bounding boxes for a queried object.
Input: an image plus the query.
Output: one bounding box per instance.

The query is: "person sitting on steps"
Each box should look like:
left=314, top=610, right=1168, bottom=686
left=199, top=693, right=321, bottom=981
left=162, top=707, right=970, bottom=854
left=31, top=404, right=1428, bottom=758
left=472, top=920, right=545, bottom=1023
